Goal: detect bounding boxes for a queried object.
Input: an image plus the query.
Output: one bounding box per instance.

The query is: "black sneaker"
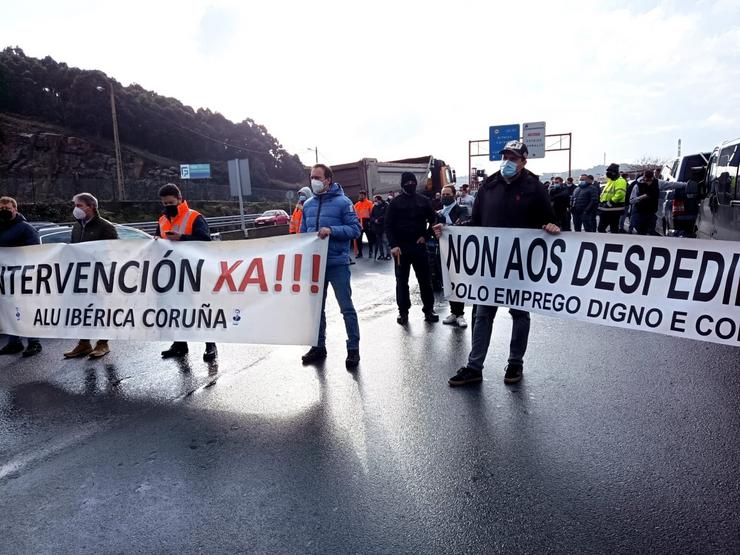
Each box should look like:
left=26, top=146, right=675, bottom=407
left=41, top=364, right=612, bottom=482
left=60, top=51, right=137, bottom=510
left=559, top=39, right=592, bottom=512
left=0, top=342, right=24, bottom=355
left=423, top=310, right=439, bottom=323
left=504, top=363, right=523, bottom=384
left=302, top=346, right=327, bottom=365
left=396, top=312, right=409, bottom=325
left=448, top=366, right=483, bottom=387
left=161, top=342, right=189, bottom=359
left=203, top=343, right=218, bottom=362
left=22, top=342, right=42, bottom=358
left=345, top=349, right=360, bottom=369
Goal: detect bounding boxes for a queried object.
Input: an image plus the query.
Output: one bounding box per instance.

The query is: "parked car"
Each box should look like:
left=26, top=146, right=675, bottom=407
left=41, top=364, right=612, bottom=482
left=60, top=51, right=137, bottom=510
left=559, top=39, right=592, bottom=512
left=660, top=152, right=711, bottom=183
left=39, top=224, right=153, bottom=244
left=697, top=138, right=740, bottom=241
left=28, top=221, right=60, bottom=231
left=655, top=152, right=710, bottom=236
left=254, top=210, right=289, bottom=226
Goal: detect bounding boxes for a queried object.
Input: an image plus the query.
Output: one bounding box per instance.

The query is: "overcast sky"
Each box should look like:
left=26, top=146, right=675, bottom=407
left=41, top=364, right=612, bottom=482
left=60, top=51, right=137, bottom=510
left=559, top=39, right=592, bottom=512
left=3, top=0, right=739, bottom=177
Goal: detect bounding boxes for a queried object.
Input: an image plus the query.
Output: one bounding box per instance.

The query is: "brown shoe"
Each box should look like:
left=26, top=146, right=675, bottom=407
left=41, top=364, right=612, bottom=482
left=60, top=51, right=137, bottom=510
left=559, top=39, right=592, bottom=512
left=88, top=340, right=110, bottom=359
left=64, top=340, right=93, bottom=359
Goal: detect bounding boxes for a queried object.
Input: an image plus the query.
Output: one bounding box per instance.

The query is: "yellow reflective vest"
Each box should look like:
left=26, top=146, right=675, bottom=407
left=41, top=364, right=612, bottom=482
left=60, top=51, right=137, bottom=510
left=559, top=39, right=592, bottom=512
left=599, top=177, right=627, bottom=210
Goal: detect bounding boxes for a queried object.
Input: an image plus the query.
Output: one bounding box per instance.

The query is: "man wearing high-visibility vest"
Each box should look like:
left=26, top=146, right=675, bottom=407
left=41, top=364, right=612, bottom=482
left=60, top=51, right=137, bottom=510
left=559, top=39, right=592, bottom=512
left=598, top=163, right=628, bottom=233
left=154, top=183, right=218, bottom=362
left=289, top=186, right=312, bottom=234
left=353, top=190, right=374, bottom=258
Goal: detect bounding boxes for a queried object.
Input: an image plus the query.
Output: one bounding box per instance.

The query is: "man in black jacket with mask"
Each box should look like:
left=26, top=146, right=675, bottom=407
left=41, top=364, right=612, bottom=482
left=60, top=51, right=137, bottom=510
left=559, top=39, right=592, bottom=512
left=434, top=141, right=560, bottom=387
left=385, top=172, right=439, bottom=324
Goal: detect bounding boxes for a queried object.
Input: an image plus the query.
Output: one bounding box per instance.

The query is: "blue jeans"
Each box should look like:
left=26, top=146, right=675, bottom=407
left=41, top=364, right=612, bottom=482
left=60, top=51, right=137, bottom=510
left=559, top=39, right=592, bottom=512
left=318, top=264, right=360, bottom=350
left=467, top=305, right=530, bottom=371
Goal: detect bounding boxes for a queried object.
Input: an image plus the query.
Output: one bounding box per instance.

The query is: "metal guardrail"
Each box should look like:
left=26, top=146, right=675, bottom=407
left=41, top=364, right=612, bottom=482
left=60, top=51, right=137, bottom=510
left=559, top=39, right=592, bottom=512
left=124, top=214, right=261, bottom=234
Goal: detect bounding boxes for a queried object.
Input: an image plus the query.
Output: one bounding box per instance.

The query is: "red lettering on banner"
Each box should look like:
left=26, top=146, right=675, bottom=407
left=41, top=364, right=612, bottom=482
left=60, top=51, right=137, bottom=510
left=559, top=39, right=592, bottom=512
left=213, top=260, right=244, bottom=292
left=238, top=258, right=268, bottom=292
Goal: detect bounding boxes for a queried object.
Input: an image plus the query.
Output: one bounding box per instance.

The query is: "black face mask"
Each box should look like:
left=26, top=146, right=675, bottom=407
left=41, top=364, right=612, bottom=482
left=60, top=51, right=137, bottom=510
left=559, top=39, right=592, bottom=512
left=164, top=205, right=179, bottom=218
left=441, top=196, right=455, bottom=206
left=401, top=182, right=417, bottom=195
left=0, top=209, right=12, bottom=222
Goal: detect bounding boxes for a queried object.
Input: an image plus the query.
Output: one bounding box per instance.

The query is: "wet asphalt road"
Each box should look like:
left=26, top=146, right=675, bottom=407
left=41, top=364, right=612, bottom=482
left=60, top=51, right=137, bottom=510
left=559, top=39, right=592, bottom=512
left=0, top=255, right=738, bottom=554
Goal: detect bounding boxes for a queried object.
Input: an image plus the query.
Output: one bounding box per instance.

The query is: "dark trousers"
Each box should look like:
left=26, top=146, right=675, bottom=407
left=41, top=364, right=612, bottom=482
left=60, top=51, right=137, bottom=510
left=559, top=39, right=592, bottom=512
left=449, top=301, right=465, bottom=316
left=572, top=212, right=585, bottom=232
left=598, top=211, right=621, bottom=233
left=634, top=212, right=656, bottom=235
left=357, top=219, right=372, bottom=256
left=573, top=212, right=597, bottom=232
left=467, top=305, right=531, bottom=371
left=394, top=242, right=434, bottom=314
left=171, top=341, right=216, bottom=351
left=555, top=209, right=571, bottom=231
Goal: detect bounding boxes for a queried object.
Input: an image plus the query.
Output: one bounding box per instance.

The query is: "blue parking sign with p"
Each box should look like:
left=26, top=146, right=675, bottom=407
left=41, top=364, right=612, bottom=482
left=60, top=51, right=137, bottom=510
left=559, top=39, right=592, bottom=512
left=489, top=124, right=521, bottom=161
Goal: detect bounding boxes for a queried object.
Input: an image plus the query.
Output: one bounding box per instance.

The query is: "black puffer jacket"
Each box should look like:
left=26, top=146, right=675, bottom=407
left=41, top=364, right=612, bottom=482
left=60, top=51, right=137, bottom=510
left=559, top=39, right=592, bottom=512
left=471, top=169, right=556, bottom=229
left=571, top=183, right=597, bottom=214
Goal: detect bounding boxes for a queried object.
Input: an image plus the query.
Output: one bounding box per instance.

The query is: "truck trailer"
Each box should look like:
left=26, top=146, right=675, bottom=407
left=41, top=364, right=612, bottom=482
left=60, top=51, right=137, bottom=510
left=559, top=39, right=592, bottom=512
left=330, top=156, right=455, bottom=200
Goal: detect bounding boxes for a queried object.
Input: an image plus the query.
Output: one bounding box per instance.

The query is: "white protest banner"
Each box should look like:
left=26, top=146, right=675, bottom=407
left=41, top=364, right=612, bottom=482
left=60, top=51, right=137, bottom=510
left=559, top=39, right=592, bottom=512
left=0, top=235, right=328, bottom=345
left=440, top=227, right=740, bottom=347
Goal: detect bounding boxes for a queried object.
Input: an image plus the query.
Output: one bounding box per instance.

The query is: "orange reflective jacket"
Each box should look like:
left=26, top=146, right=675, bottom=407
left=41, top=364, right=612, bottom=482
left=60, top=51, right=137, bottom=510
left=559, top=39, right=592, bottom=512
left=289, top=205, right=303, bottom=234
left=354, top=198, right=373, bottom=220
left=158, top=200, right=201, bottom=238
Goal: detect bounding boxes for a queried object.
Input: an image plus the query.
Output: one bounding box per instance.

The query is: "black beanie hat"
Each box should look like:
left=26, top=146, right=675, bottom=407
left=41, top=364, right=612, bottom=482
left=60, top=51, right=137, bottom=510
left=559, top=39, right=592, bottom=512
left=401, top=172, right=417, bottom=185
left=606, top=163, right=620, bottom=179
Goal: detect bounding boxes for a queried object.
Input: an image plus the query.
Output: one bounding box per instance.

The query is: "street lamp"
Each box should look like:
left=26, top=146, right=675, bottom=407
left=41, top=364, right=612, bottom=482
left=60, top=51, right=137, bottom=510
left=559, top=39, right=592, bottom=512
left=96, top=78, right=125, bottom=201
left=307, top=147, right=318, bottom=164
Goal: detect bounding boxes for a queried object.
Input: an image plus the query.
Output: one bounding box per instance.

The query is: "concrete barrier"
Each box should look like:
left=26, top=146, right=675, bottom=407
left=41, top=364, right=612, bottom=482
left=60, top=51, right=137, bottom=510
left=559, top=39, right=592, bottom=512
left=220, top=224, right=290, bottom=241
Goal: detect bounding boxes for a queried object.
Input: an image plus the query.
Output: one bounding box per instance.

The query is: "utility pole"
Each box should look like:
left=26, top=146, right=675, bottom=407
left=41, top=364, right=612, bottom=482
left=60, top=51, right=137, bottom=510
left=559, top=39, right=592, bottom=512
left=677, top=138, right=682, bottom=157
left=109, top=79, right=125, bottom=201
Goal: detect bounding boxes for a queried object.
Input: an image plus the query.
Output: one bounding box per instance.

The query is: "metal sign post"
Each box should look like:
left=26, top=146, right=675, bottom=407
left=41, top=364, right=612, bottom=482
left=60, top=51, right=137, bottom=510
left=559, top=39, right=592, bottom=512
left=468, top=131, right=573, bottom=188
left=228, top=158, right=252, bottom=237
left=286, top=190, right=295, bottom=214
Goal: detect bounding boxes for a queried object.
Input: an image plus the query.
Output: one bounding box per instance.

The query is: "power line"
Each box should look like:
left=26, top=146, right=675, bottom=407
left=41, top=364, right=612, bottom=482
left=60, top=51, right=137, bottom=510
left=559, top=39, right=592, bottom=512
left=128, top=95, right=279, bottom=157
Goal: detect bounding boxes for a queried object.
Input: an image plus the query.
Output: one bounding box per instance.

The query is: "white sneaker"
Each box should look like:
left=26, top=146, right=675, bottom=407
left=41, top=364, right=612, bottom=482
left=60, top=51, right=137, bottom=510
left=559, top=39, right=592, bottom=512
left=442, top=313, right=458, bottom=325
left=456, top=316, right=468, bottom=328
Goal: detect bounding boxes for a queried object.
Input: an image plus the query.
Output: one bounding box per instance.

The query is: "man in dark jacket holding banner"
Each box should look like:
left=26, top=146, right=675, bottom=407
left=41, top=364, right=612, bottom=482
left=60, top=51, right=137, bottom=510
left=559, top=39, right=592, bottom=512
left=0, top=196, right=42, bottom=357
left=434, top=141, right=560, bottom=387
left=155, top=183, right=218, bottom=362
left=64, top=193, right=119, bottom=359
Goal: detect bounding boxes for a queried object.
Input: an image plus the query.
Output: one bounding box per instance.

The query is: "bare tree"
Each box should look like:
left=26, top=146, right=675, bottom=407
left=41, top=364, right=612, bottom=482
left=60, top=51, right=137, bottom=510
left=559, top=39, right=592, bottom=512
left=625, top=155, right=664, bottom=177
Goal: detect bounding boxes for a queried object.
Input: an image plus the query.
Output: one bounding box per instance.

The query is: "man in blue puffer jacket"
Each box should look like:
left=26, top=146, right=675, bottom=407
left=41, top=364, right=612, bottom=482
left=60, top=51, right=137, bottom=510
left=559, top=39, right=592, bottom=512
left=300, top=164, right=362, bottom=368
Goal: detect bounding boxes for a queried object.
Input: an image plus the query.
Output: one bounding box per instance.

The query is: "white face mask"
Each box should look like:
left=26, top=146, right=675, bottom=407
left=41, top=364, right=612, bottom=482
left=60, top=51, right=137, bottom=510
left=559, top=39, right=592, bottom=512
left=310, top=179, right=326, bottom=194
left=73, top=207, right=87, bottom=220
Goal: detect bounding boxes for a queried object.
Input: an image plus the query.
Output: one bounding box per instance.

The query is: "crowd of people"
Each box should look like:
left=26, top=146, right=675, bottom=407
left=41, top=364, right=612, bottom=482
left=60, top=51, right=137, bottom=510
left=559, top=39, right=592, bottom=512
left=1, top=141, right=690, bottom=388
left=0, top=185, right=218, bottom=362
left=542, top=164, right=697, bottom=237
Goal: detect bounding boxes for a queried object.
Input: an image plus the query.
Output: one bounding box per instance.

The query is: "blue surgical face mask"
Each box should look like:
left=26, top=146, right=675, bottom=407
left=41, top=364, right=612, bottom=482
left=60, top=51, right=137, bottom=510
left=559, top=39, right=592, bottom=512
left=298, top=195, right=307, bottom=202
left=500, top=159, right=518, bottom=179
left=578, top=180, right=588, bottom=188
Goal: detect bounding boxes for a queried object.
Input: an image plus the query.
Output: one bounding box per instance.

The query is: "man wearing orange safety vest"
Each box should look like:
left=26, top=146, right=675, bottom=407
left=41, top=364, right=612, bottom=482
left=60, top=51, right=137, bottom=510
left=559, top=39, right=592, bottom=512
left=353, top=190, right=374, bottom=258
left=154, top=183, right=218, bottom=362
left=289, top=186, right=313, bottom=234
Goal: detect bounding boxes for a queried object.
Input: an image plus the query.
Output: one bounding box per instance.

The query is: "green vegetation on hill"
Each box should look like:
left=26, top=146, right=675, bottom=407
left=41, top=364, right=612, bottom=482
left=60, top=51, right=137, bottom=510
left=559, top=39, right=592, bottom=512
left=0, top=46, right=305, bottom=189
